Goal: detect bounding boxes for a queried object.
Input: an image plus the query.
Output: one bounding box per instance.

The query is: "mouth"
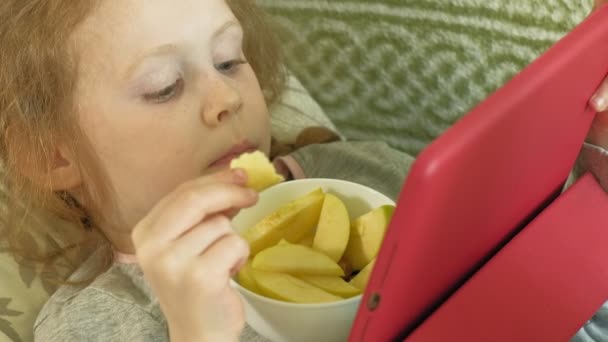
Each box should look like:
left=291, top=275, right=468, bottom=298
left=208, top=140, right=258, bottom=168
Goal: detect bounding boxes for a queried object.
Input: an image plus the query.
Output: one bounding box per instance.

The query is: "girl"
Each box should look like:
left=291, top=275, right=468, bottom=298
left=0, top=0, right=410, bottom=341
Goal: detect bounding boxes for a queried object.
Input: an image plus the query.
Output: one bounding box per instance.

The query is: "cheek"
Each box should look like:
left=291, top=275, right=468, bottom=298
left=249, top=88, right=272, bottom=142
left=78, top=109, right=121, bottom=159
left=79, top=108, right=147, bottom=165
left=239, top=68, right=271, bottom=127
left=77, top=107, right=204, bottom=227
left=77, top=98, right=199, bottom=189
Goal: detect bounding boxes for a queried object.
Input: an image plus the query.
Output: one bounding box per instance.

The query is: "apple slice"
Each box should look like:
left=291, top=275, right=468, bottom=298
left=252, top=270, right=341, bottom=303
left=298, top=275, right=361, bottom=298
left=241, top=189, right=325, bottom=255
left=350, top=259, right=376, bottom=290
left=252, top=244, right=344, bottom=276
left=230, top=151, right=284, bottom=192
left=343, top=205, right=395, bottom=270
left=297, top=232, right=315, bottom=247
left=312, top=193, right=350, bottom=262
left=237, top=260, right=259, bottom=293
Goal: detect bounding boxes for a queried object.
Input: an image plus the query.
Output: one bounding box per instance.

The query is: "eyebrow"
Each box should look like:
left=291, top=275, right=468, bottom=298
left=124, top=20, right=240, bottom=78
left=212, top=20, right=240, bottom=40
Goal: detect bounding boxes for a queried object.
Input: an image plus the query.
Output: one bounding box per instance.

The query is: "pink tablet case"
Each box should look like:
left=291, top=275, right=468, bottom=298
left=406, top=173, right=608, bottom=341
left=349, top=6, right=608, bottom=341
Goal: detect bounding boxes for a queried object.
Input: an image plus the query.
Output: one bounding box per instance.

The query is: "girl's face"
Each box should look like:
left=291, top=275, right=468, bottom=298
left=72, top=0, right=271, bottom=229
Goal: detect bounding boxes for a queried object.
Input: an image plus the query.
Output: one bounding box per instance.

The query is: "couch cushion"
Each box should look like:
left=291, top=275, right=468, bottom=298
left=260, top=0, right=592, bottom=155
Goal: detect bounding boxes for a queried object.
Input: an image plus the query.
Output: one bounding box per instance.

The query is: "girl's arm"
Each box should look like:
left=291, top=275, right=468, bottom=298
left=285, top=140, right=415, bottom=201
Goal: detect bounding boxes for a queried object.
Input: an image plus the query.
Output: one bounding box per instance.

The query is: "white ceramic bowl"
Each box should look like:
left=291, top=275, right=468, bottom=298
left=230, top=179, right=395, bottom=342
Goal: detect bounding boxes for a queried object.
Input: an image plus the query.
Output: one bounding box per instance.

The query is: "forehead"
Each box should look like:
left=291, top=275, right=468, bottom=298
left=71, top=0, right=236, bottom=75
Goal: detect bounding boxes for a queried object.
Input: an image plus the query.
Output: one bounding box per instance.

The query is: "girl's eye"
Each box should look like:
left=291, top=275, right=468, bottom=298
left=215, top=59, right=248, bottom=75
left=143, top=78, right=184, bottom=104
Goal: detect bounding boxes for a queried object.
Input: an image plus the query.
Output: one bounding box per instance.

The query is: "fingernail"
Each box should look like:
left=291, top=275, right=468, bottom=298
left=232, top=168, right=247, bottom=180
left=230, top=257, right=247, bottom=277
left=593, top=95, right=608, bottom=112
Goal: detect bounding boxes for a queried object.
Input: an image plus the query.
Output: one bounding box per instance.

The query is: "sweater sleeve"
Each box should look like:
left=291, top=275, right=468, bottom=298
left=288, top=141, right=415, bottom=201
left=34, top=287, right=167, bottom=342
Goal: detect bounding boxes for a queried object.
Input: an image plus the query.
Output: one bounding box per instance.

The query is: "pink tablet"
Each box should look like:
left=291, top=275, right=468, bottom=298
left=349, top=5, right=608, bottom=341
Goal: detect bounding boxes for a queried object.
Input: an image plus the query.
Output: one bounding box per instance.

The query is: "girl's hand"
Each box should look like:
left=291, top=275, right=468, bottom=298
left=588, top=0, right=608, bottom=146
left=132, top=169, right=257, bottom=342
left=591, top=0, right=608, bottom=112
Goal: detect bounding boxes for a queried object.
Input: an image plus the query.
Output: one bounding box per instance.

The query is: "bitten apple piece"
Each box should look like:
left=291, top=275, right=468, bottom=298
left=312, top=193, right=350, bottom=262
left=343, top=205, right=395, bottom=270
left=252, top=244, right=344, bottom=276
left=230, top=151, right=284, bottom=192
left=350, top=259, right=376, bottom=290
left=298, top=275, right=361, bottom=298
left=241, top=189, right=325, bottom=255
left=252, top=270, right=341, bottom=303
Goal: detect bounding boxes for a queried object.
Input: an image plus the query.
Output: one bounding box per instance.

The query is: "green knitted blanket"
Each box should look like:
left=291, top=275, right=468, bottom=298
left=260, top=0, right=593, bottom=155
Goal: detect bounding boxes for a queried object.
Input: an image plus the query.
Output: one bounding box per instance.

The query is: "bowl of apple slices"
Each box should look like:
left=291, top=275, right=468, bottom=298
left=229, top=152, right=395, bottom=342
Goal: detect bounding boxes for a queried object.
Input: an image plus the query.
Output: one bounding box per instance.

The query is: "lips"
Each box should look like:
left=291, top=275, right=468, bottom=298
left=209, top=141, right=257, bottom=168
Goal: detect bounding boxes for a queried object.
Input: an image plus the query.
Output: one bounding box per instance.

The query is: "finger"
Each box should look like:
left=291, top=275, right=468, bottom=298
left=191, top=168, right=248, bottom=188
left=134, top=184, right=257, bottom=247
left=149, top=169, right=247, bottom=219
left=223, top=208, right=241, bottom=219
left=170, top=215, right=235, bottom=261
left=196, top=234, right=250, bottom=287
left=229, top=255, right=248, bottom=277
left=591, top=78, right=608, bottom=112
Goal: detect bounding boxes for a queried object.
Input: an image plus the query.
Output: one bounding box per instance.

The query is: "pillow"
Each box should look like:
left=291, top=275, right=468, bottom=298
left=0, top=73, right=337, bottom=342
left=0, top=251, right=53, bottom=342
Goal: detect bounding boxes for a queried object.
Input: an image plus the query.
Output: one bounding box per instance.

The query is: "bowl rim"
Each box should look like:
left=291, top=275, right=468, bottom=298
left=231, top=178, right=395, bottom=309
left=230, top=278, right=363, bottom=309
left=257, top=178, right=396, bottom=204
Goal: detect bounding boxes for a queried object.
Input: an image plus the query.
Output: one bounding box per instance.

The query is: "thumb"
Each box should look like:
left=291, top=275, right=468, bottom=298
left=591, top=77, right=608, bottom=112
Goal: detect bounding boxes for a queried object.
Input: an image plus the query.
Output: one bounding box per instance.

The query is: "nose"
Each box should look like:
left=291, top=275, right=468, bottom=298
left=201, top=74, right=243, bottom=126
